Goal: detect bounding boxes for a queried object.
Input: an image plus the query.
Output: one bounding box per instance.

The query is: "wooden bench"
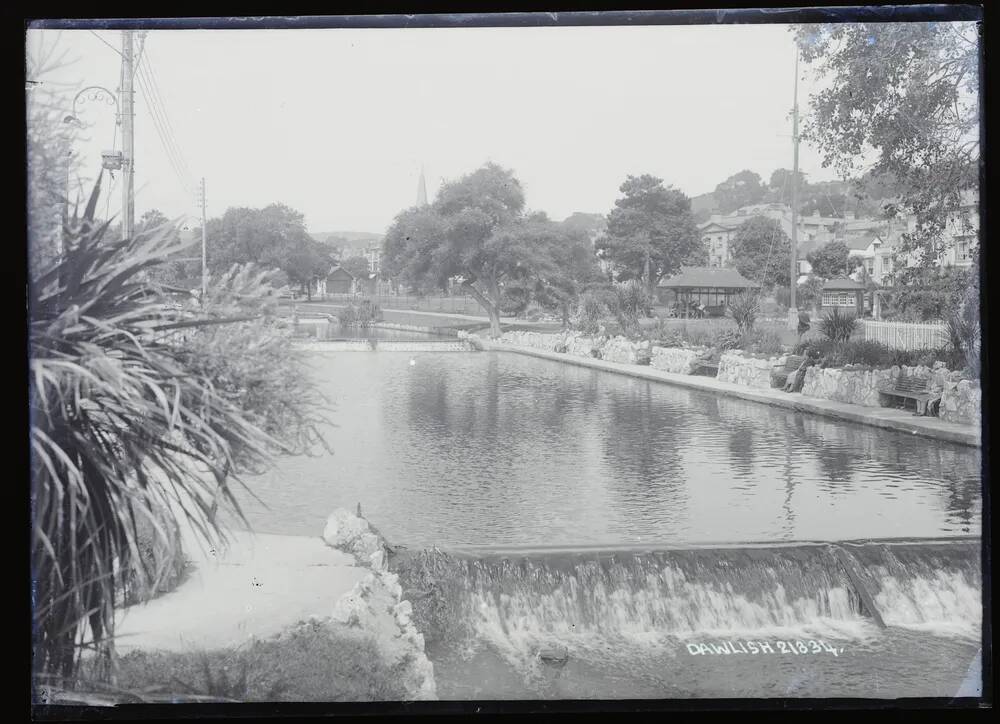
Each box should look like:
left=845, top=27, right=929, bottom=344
left=879, top=375, right=942, bottom=416
left=771, top=355, right=806, bottom=389
left=690, top=351, right=720, bottom=377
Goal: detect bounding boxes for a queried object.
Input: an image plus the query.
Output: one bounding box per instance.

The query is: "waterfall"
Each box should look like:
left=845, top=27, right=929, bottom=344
left=394, top=539, right=981, bottom=670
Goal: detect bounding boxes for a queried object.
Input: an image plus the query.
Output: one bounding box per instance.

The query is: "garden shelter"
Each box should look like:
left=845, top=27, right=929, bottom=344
left=657, top=266, right=760, bottom=318
left=819, top=276, right=865, bottom=317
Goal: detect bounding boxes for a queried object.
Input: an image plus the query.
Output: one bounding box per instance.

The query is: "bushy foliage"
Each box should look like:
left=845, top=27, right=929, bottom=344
left=792, top=338, right=956, bottom=370
left=575, top=290, right=611, bottom=335
left=743, top=329, right=785, bottom=355
left=712, top=328, right=745, bottom=351
left=337, top=299, right=381, bottom=327
left=726, top=292, right=759, bottom=336
left=818, top=307, right=858, bottom=343
left=111, top=620, right=408, bottom=702
left=608, top=279, right=654, bottom=337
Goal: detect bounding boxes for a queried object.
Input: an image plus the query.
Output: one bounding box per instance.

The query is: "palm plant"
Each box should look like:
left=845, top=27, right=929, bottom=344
left=818, top=307, right=859, bottom=343
left=30, top=176, right=327, bottom=686
left=726, top=292, right=759, bottom=340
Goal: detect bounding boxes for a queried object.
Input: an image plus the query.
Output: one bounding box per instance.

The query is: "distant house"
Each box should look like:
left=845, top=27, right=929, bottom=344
left=657, top=266, right=760, bottom=317
left=318, top=265, right=355, bottom=297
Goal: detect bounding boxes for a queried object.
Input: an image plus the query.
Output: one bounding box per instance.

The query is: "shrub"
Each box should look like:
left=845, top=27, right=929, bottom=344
left=712, top=328, right=744, bottom=351
left=576, top=291, right=609, bottom=335
left=818, top=307, right=858, bottom=343
left=944, top=303, right=981, bottom=377
left=113, top=620, right=409, bottom=702
left=726, top=292, right=760, bottom=336
left=744, top=329, right=784, bottom=356
left=610, top=279, right=653, bottom=336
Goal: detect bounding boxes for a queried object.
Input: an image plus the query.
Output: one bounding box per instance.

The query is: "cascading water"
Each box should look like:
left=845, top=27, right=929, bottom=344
left=393, top=539, right=981, bottom=698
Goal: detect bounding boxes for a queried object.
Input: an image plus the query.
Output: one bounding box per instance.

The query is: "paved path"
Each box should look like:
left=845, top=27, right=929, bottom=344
left=114, top=529, right=366, bottom=654
left=491, top=344, right=981, bottom=448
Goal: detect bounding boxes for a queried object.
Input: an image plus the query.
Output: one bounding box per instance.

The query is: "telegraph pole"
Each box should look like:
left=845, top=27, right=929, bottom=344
left=199, top=178, right=208, bottom=301
left=120, top=30, right=135, bottom=241
left=788, top=47, right=801, bottom=330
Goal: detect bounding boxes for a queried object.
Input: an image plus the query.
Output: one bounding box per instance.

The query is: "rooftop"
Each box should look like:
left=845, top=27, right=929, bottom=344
left=658, top=266, right=760, bottom=289
left=822, top=276, right=866, bottom=291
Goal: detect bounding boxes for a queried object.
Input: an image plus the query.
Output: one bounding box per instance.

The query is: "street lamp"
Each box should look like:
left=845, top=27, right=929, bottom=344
left=63, top=86, right=124, bottom=171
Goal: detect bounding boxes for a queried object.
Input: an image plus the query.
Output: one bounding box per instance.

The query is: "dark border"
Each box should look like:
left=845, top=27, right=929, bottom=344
left=22, top=1, right=991, bottom=720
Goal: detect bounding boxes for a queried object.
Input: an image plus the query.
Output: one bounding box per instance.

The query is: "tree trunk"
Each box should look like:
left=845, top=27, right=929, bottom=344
left=462, top=280, right=502, bottom=339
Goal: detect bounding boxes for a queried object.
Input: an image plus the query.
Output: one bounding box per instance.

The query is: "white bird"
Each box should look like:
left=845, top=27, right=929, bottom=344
left=409, top=357, right=416, bottom=366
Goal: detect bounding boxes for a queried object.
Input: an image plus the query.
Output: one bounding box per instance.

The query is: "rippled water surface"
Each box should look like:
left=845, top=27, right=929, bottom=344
left=234, top=351, right=981, bottom=546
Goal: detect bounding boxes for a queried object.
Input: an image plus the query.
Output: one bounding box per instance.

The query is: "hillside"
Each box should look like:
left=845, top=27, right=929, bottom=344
left=311, top=231, right=383, bottom=257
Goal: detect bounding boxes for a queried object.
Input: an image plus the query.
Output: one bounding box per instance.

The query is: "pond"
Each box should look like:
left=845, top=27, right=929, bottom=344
left=234, top=351, right=981, bottom=546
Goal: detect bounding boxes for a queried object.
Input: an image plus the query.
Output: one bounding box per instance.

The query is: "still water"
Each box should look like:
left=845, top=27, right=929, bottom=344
left=235, top=351, right=981, bottom=546
left=231, top=350, right=982, bottom=699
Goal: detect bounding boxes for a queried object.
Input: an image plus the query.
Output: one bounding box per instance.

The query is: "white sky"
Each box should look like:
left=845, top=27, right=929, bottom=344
left=28, top=23, right=844, bottom=235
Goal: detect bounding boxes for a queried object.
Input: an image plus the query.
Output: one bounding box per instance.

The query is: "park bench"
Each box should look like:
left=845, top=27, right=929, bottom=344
left=879, top=375, right=942, bottom=416
left=690, top=349, right=720, bottom=377
left=771, top=355, right=806, bottom=389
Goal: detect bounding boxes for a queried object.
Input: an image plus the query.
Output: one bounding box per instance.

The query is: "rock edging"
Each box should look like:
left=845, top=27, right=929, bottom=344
left=322, top=508, right=437, bottom=701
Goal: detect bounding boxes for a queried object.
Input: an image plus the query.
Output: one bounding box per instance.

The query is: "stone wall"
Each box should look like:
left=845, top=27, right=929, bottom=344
left=940, top=379, right=982, bottom=427
left=717, top=353, right=786, bottom=390
left=801, top=366, right=899, bottom=407
left=324, top=509, right=437, bottom=701
left=650, top=346, right=702, bottom=375
left=800, top=363, right=979, bottom=424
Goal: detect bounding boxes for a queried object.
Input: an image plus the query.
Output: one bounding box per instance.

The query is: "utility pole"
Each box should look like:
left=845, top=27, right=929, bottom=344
left=120, top=30, right=135, bottom=241
left=788, top=47, right=801, bottom=330
left=199, top=177, right=208, bottom=301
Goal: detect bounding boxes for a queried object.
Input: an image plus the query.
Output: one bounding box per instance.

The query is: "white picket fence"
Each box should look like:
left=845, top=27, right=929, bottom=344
left=862, top=320, right=948, bottom=351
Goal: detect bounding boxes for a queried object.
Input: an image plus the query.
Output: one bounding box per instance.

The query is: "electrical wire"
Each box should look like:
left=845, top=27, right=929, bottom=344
left=88, top=30, right=123, bottom=58
left=143, top=48, right=195, bottom=181
left=135, top=64, right=195, bottom=197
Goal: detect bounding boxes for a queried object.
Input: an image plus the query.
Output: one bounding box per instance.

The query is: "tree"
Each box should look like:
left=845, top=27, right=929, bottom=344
left=730, top=216, right=792, bottom=288
left=30, top=178, right=327, bottom=686
left=795, top=21, right=980, bottom=264
left=340, top=255, right=371, bottom=281
left=885, top=264, right=974, bottom=322
left=798, top=275, right=826, bottom=313
left=202, top=204, right=331, bottom=298
left=714, top=170, right=767, bottom=214
left=383, top=162, right=547, bottom=337
left=527, top=223, right=603, bottom=327
left=806, top=240, right=861, bottom=279
left=282, top=237, right=334, bottom=300
left=139, top=210, right=201, bottom=290
left=598, top=175, right=703, bottom=290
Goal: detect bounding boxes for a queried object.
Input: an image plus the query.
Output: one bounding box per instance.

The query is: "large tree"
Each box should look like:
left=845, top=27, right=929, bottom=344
left=730, top=216, right=792, bottom=289
left=383, top=162, right=559, bottom=337
left=806, top=239, right=861, bottom=279
left=795, top=21, right=980, bottom=264
left=598, top=175, right=704, bottom=290
left=200, top=203, right=332, bottom=298
left=524, top=222, right=603, bottom=327
left=714, top=170, right=768, bottom=214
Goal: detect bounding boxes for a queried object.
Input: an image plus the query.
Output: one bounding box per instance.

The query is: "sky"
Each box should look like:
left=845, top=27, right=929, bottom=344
left=28, top=22, right=844, bottom=236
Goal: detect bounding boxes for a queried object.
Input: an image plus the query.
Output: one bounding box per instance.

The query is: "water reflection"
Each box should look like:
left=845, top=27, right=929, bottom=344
left=235, top=351, right=982, bottom=546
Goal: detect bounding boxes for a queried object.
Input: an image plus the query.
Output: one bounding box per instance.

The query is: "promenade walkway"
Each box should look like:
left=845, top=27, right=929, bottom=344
left=490, top=343, right=981, bottom=448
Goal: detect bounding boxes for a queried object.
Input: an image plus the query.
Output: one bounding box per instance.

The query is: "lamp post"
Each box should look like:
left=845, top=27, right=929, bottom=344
left=63, top=85, right=125, bottom=192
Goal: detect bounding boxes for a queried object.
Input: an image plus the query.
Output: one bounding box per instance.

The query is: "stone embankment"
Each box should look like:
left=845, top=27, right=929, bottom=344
left=323, top=509, right=437, bottom=701
left=466, top=329, right=981, bottom=433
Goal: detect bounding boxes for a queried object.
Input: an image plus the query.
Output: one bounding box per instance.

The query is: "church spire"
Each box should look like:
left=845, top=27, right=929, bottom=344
left=416, top=166, right=428, bottom=207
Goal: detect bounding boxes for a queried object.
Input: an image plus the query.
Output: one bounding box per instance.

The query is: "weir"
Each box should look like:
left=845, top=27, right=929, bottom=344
left=392, top=537, right=981, bottom=648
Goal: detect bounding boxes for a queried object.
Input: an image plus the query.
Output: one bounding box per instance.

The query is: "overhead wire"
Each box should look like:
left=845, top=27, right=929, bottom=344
left=134, top=60, right=195, bottom=199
